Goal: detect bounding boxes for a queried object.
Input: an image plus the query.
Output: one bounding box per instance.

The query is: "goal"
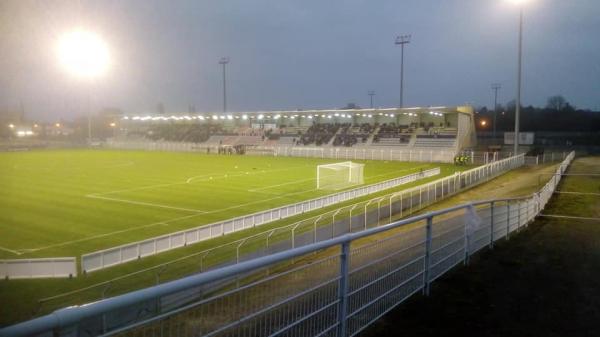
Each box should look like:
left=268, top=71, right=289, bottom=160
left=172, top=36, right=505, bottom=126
left=317, top=161, right=365, bottom=190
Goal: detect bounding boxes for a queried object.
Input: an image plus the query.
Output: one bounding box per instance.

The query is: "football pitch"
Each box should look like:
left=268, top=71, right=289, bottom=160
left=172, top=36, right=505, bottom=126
left=0, top=149, right=462, bottom=259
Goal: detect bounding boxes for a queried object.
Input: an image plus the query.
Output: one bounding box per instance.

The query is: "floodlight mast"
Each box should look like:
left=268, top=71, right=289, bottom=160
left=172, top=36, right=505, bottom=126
left=219, top=57, right=230, bottom=113
left=56, top=30, right=109, bottom=144
left=368, top=91, right=375, bottom=109
left=395, top=34, right=411, bottom=109
left=509, top=1, right=525, bottom=155
left=492, top=83, right=501, bottom=140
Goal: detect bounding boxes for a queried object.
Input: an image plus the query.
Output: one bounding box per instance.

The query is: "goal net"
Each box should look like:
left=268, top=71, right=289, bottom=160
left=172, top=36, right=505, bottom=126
left=317, top=161, right=365, bottom=190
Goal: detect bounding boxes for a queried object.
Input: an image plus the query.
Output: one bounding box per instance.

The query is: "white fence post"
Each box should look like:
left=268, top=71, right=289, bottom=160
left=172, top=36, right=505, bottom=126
left=337, top=241, right=350, bottom=337
left=490, top=201, right=495, bottom=249
left=423, top=215, right=433, bottom=296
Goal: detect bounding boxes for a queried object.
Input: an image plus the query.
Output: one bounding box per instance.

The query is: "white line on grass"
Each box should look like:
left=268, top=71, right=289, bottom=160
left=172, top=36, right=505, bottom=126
left=21, top=212, right=205, bottom=253
left=23, top=163, right=434, bottom=252
left=247, top=177, right=316, bottom=192
left=555, top=191, right=600, bottom=196
left=0, top=246, right=23, bottom=255
left=86, top=194, right=207, bottom=213
left=94, top=165, right=309, bottom=196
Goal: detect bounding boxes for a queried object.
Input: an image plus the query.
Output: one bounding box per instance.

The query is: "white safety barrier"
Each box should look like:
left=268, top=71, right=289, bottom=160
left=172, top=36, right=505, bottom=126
left=81, top=168, right=441, bottom=273
left=104, top=140, right=458, bottom=163
left=0, top=258, right=76, bottom=279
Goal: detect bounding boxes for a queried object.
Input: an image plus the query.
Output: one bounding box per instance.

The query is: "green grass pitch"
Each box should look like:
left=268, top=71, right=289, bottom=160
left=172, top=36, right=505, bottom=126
left=0, top=149, right=459, bottom=259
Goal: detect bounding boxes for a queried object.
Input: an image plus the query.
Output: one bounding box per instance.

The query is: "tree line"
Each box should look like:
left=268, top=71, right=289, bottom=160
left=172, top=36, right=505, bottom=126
left=476, top=95, right=600, bottom=132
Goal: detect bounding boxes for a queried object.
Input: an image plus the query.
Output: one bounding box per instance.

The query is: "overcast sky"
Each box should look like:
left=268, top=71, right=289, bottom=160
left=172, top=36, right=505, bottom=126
left=1, top=0, right=599, bottom=121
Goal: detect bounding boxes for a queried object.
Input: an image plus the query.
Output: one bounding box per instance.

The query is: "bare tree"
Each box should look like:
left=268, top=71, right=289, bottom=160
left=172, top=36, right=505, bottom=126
left=546, top=95, right=568, bottom=111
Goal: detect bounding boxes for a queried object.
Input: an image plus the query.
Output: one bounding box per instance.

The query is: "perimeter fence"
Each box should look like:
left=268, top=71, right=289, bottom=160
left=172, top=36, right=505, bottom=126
left=104, top=140, right=457, bottom=163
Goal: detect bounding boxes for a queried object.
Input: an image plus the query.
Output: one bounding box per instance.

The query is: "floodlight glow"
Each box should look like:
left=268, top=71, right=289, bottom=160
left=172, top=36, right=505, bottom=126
left=57, top=30, right=110, bottom=79
left=242, top=115, right=248, bottom=120
left=227, top=115, right=233, bottom=120
left=8, top=124, right=14, bottom=128
left=55, top=123, right=61, bottom=127
left=109, top=122, right=116, bottom=127
left=507, top=0, right=528, bottom=4
left=258, top=114, right=264, bottom=120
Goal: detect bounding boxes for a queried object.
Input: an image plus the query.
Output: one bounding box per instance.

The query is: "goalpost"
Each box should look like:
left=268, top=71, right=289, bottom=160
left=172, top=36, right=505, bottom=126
left=317, top=161, right=365, bottom=190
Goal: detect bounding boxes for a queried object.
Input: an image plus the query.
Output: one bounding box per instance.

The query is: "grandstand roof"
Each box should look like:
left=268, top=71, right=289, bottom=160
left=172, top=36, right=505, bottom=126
left=123, top=106, right=473, bottom=122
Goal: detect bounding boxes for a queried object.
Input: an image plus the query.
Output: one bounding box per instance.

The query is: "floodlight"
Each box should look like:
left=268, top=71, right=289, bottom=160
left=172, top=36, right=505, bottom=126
left=507, top=0, right=529, bottom=4
left=57, top=30, right=110, bottom=79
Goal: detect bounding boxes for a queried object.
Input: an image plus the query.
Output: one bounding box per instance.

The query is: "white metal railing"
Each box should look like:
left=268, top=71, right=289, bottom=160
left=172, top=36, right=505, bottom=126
left=268, top=146, right=456, bottom=163
left=104, top=140, right=458, bottom=163
left=1, top=152, right=573, bottom=337
left=0, top=258, right=76, bottom=279
left=81, top=168, right=441, bottom=273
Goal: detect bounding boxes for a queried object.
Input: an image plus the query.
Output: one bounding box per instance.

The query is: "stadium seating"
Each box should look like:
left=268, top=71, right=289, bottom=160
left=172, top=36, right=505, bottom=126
left=122, top=120, right=462, bottom=152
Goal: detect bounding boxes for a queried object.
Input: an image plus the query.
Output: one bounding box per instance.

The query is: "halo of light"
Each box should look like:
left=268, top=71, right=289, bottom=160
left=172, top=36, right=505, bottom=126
left=57, top=30, right=110, bottom=78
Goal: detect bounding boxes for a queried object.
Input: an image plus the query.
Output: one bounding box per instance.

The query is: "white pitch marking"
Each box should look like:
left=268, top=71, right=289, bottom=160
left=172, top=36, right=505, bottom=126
left=86, top=194, right=207, bottom=213
left=104, top=161, right=135, bottom=169
left=555, top=191, right=600, bottom=196
left=248, top=177, right=316, bottom=192
left=0, top=246, right=23, bottom=255
left=21, top=212, right=206, bottom=253
left=25, top=164, right=433, bottom=252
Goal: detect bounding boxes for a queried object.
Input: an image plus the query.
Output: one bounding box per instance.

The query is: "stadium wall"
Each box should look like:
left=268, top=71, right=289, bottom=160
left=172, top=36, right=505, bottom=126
left=81, top=168, right=441, bottom=273
left=0, top=258, right=76, bottom=279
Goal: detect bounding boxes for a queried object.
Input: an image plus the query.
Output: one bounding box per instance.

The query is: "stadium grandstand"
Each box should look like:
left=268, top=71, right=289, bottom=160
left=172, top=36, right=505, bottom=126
left=109, top=105, right=477, bottom=162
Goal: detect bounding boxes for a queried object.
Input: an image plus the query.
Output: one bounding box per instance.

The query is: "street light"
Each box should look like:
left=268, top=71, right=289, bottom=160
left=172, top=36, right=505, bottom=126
left=219, top=57, right=230, bottom=113
left=395, top=34, right=411, bottom=108
left=507, top=0, right=528, bottom=154
left=56, top=29, right=110, bottom=144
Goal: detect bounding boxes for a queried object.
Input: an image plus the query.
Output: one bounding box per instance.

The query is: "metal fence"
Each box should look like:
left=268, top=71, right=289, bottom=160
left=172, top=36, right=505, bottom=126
left=0, top=258, right=77, bottom=280
left=0, top=152, right=555, bottom=337
left=104, top=140, right=458, bottom=163
left=473, top=151, right=569, bottom=166
left=81, top=168, right=441, bottom=273
left=267, top=147, right=456, bottom=163
left=31, top=154, right=525, bottom=317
